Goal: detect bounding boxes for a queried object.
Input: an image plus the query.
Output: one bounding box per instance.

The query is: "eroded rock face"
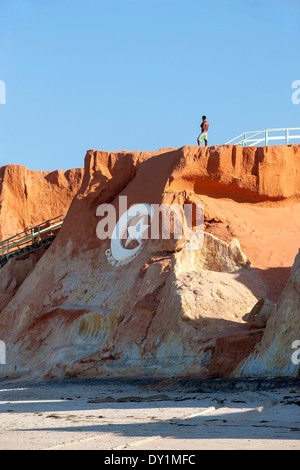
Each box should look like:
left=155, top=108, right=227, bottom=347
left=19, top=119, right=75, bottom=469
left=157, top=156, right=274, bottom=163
left=0, top=229, right=261, bottom=379
left=0, top=164, right=84, bottom=240
left=0, top=145, right=299, bottom=379
left=246, top=298, right=274, bottom=328
left=0, top=247, right=47, bottom=313
left=167, top=144, right=300, bottom=201
left=235, top=250, right=300, bottom=377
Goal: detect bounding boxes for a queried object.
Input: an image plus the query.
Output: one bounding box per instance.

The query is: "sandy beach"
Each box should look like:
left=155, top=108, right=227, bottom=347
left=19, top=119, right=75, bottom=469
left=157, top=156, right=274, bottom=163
left=0, top=378, right=299, bottom=451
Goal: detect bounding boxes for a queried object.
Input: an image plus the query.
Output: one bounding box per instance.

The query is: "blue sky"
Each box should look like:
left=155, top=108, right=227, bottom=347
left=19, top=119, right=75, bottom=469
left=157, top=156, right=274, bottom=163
left=0, top=0, right=299, bottom=171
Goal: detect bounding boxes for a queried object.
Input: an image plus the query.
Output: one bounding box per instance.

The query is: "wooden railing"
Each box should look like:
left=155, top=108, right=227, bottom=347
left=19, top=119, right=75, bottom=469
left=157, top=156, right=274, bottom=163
left=0, top=214, right=66, bottom=262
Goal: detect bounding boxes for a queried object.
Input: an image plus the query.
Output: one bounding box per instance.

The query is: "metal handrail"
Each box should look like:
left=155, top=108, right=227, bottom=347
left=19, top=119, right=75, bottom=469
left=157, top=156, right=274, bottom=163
left=225, top=128, right=300, bottom=146
left=0, top=213, right=66, bottom=260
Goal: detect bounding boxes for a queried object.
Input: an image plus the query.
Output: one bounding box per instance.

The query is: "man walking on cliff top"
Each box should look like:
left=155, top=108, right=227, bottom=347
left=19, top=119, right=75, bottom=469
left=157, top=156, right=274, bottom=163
left=197, top=116, right=209, bottom=146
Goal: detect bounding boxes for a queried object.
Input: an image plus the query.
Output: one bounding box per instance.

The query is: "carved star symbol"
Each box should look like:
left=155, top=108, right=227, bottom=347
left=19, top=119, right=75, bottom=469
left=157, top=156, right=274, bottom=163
left=125, top=216, right=149, bottom=248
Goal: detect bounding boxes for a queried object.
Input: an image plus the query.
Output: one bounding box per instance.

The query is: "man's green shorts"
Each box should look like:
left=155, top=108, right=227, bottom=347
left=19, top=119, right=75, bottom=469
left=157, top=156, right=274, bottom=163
left=197, top=132, right=208, bottom=143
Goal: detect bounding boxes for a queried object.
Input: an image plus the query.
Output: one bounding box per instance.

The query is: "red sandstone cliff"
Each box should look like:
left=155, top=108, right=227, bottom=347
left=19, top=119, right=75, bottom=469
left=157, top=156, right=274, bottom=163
left=0, top=144, right=299, bottom=379
left=0, top=164, right=84, bottom=240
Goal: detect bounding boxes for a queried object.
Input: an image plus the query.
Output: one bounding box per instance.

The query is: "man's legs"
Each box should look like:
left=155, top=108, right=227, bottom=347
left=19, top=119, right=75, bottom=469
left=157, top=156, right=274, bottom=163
left=197, top=132, right=208, bottom=146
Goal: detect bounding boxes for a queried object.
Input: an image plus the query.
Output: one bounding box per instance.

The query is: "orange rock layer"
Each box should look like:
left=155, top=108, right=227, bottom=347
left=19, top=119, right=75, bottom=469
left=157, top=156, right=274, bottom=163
left=0, top=144, right=299, bottom=379
left=0, top=164, right=84, bottom=240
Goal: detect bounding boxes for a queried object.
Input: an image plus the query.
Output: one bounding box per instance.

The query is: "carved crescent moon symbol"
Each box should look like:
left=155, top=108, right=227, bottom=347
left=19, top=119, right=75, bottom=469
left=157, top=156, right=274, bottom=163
left=111, top=203, right=152, bottom=262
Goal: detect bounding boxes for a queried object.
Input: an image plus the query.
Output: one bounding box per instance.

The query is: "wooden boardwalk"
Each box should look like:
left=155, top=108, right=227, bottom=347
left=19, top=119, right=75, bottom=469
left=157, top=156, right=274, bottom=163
left=0, top=214, right=66, bottom=267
